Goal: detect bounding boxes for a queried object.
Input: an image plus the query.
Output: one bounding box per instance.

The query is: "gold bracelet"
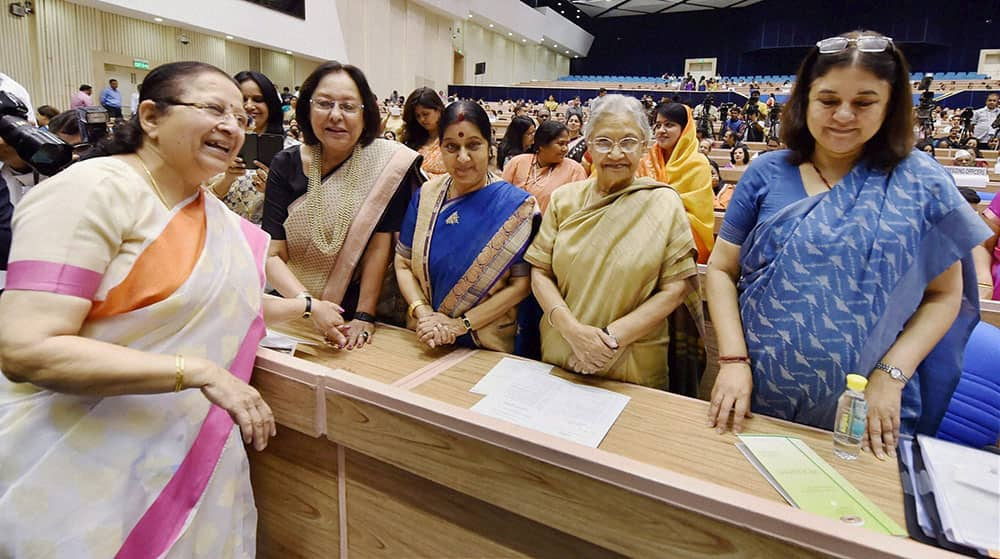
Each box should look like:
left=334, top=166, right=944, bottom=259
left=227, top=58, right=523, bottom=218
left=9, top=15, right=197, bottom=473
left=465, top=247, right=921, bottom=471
left=546, top=304, right=569, bottom=327
left=979, top=282, right=993, bottom=288
left=174, top=354, right=185, bottom=392
left=407, top=299, right=428, bottom=319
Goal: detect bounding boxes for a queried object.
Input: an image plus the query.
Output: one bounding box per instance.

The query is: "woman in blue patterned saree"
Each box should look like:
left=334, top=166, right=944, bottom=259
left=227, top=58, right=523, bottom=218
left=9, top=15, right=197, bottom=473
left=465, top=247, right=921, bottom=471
left=705, top=31, right=992, bottom=460
left=395, top=101, right=538, bottom=353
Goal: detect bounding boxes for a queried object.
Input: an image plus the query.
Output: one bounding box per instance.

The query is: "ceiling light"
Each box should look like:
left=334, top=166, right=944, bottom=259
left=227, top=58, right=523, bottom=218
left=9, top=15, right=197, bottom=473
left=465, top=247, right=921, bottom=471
left=225, top=35, right=234, bottom=40
left=508, top=32, right=512, bottom=36
left=565, top=50, right=570, bottom=54
left=154, top=17, right=163, bottom=22
left=489, top=23, right=494, bottom=28
left=285, top=50, right=292, bottom=54
left=522, top=38, right=527, bottom=42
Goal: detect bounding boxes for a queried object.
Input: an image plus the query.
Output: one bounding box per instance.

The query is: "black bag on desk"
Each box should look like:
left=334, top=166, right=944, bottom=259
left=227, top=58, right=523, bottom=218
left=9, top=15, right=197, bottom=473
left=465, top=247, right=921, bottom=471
left=897, top=435, right=984, bottom=557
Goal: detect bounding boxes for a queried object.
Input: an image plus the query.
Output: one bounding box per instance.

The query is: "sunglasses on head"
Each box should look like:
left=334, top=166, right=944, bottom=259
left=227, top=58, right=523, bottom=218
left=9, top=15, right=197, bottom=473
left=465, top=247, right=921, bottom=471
left=816, top=35, right=893, bottom=54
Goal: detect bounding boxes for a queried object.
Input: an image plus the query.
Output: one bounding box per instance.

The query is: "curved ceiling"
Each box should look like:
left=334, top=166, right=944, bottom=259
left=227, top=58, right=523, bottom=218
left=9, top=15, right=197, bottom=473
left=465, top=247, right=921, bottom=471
left=564, top=0, right=763, bottom=18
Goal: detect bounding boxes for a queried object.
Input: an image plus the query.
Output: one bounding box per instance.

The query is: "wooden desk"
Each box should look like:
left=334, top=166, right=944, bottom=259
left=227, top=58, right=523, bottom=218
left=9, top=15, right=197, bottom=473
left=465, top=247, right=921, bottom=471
left=249, top=324, right=956, bottom=558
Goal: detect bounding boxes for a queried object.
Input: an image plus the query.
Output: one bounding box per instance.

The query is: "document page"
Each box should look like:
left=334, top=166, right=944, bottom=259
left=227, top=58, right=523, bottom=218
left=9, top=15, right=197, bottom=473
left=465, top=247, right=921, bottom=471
left=471, top=368, right=630, bottom=448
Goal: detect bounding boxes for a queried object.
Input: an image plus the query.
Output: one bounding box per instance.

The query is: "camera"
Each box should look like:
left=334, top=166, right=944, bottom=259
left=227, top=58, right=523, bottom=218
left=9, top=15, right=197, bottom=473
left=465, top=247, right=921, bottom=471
left=75, top=106, right=109, bottom=145
left=960, top=107, right=975, bottom=123
left=0, top=90, right=72, bottom=176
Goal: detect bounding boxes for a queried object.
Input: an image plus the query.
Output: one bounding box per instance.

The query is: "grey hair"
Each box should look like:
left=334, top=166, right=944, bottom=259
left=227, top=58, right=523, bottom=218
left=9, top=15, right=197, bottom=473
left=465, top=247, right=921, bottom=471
left=583, top=94, right=651, bottom=141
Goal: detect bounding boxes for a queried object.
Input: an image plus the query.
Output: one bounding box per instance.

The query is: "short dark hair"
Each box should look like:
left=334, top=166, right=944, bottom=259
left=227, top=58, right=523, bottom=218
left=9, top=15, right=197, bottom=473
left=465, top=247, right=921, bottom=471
left=296, top=61, right=380, bottom=148
left=731, top=144, right=750, bottom=164
left=79, top=84, right=92, bottom=92
left=37, top=105, right=59, bottom=119
left=91, top=61, right=235, bottom=156
left=47, top=110, right=80, bottom=136
left=531, top=120, right=568, bottom=152
left=652, top=102, right=688, bottom=129
left=781, top=30, right=913, bottom=171
left=401, top=86, right=445, bottom=151
left=957, top=187, right=981, bottom=205
left=109, top=79, right=117, bottom=84
left=915, top=140, right=935, bottom=156
left=439, top=100, right=492, bottom=144
left=233, top=70, right=285, bottom=135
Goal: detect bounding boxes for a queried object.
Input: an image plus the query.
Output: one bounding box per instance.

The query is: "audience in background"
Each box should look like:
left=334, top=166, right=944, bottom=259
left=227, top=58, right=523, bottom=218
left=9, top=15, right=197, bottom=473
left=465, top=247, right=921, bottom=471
left=503, top=119, right=586, bottom=214
left=726, top=144, right=750, bottom=169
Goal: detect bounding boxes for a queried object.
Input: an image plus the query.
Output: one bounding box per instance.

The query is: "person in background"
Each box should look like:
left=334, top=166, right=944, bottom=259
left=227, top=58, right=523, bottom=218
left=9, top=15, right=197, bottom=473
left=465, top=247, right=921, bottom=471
left=723, top=107, right=746, bottom=140
left=401, top=87, right=447, bottom=179
left=915, top=140, right=936, bottom=157
left=638, top=102, right=716, bottom=264
left=503, top=119, right=586, bottom=214
left=726, top=144, right=750, bottom=169
left=544, top=94, right=558, bottom=113
left=698, top=138, right=714, bottom=156
left=0, top=60, right=343, bottom=558
left=979, top=194, right=1000, bottom=300
left=35, top=105, right=58, bottom=130
left=207, top=70, right=297, bottom=225
left=706, top=31, right=990, bottom=459
left=99, top=79, right=122, bottom=119
left=129, top=83, right=141, bottom=117
left=395, top=101, right=538, bottom=353
left=525, top=94, right=704, bottom=396
left=709, top=156, right=733, bottom=210
left=565, top=112, right=587, bottom=164
left=70, top=84, right=92, bottom=109
left=952, top=149, right=975, bottom=167
left=961, top=137, right=990, bottom=167
left=972, top=92, right=1000, bottom=148
left=263, top=61, right=422, bottom=347
left=497, top=115, right=535, bottom=171
left=934, top=125, right=962, bottom=149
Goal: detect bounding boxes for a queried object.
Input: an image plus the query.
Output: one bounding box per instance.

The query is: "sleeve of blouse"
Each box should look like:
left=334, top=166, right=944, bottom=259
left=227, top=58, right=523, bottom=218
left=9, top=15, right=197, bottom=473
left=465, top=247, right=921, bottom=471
left=261, top=148, right=296, bottom=240
left=986, top=195, right=1000, bottom=228
left=6, top=161, right=134, bottom=300
left=717, top=158, right=767, bottom=246
left=523, top=190, right=561, bottom=272
left=395, top=189, right=420, bottom=259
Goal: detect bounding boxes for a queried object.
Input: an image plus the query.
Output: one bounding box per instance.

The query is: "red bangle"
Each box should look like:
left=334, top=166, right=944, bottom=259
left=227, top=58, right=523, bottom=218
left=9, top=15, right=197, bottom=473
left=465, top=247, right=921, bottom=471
left=719, top=355, right=751, bottom=364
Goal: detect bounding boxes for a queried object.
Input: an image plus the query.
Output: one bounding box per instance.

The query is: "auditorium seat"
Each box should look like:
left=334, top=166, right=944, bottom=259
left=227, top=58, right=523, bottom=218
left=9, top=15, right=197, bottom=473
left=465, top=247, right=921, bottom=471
left=935, top=322, right=1000, bottom=448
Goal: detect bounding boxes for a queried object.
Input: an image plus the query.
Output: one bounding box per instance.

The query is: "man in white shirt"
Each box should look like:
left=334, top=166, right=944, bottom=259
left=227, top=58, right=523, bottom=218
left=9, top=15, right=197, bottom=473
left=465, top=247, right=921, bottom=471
left=971, top=93, right=999, bottom=147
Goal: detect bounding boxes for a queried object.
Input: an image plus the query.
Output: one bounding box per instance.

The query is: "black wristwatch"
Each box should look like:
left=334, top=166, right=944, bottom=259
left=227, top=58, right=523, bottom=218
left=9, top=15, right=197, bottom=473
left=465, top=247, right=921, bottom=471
left=354, top=311, right=377, bottom=324
left=301, top=295, right=313, bottom=319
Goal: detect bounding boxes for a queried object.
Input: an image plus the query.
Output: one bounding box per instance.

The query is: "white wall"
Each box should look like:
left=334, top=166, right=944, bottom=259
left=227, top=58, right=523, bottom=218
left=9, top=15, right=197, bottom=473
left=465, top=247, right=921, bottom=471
left=71, top=0, right=347, bottom=61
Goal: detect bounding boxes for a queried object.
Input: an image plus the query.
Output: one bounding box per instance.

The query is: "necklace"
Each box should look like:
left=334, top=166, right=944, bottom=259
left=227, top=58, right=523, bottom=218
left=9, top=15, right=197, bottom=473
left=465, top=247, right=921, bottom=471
left=528, top=155, right=553, bottom=188
left=810, top=161, right=833, bottom=190
left=305, top=143, right=369, bottom=255
left=136, top=155, right=170, bottom=208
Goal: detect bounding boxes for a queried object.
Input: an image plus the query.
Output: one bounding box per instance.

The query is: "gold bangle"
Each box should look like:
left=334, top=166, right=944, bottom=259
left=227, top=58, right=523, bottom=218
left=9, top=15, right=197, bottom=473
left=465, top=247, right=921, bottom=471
left=408, top=299, right=428, bottom=319
left=979, top=282, right=993, bottom=288
left=174, top=354, right=185, bottom=392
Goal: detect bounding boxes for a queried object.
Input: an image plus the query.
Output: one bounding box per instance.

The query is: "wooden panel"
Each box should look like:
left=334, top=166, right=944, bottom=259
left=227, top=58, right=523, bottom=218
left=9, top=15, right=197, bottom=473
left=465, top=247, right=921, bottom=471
left=273, top=321, right=450, bottom=385
left=344, top=448, right=623, bottom=559
left=409, top=350, right=908, bottom=528
left=250, top=365, right=321, bottom=437
left=327, top=391, right=826, bottom=558
left=249, top=426, right=340, bottom=559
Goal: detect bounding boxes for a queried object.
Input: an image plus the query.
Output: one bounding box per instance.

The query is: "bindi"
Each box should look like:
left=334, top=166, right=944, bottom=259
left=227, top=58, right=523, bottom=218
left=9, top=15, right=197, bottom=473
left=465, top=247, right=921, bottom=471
left=458, top=131, right=464, bottom=137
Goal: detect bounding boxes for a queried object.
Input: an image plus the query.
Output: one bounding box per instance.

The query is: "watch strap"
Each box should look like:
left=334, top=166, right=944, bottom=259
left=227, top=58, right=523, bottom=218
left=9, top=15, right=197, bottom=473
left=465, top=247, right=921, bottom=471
left=301, top=295, right=313, bottom=319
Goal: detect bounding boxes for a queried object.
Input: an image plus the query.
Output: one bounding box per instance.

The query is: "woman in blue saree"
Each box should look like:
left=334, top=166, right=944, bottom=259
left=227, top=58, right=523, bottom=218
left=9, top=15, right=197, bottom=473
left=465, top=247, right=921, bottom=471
left=705, top=31, right=992, bottom=460
left=395, top=101, right=538, bottom=353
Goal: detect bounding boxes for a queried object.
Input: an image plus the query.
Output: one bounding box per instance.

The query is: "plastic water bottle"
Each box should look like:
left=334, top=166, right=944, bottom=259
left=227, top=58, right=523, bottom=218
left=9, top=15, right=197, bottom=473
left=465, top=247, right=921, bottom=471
left=833, top=374, right=868, bottom=460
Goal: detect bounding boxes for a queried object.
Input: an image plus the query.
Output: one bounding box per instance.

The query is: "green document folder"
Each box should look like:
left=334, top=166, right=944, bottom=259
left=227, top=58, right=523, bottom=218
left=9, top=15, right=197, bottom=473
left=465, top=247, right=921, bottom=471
left=737, top=434, right=906, bottom=536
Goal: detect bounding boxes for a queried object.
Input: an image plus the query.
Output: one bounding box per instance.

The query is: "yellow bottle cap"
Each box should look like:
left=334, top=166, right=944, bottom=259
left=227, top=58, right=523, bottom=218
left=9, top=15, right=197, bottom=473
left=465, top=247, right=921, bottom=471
left=846, top=374, right=868, bottom=392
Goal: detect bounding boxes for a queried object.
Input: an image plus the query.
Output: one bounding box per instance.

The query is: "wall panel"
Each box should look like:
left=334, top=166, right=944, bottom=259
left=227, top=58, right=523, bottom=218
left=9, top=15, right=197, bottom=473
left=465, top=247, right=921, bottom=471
left=225, top=42, right=252, bottom=75
left=0, top=6, right=39, bottom=100
left=261, top=50, right=295, bottom=90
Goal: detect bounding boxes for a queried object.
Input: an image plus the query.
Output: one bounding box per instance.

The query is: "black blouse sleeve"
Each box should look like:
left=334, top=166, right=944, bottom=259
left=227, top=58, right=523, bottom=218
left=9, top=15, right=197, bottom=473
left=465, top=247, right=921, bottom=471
left=261, top=146, right=302, bottom=240
left=375, top=160, right=424, bottom=233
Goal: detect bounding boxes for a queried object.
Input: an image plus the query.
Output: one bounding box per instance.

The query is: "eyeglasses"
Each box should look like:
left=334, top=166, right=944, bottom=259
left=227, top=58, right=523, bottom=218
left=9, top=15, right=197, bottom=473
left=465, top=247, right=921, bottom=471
left=816, top=35, right=894, bottom=54
left=311, top=98, right=364, bottom=115
left=165, top=100, right=249, bottom=128
left=590, top=136, right=643, bottom=154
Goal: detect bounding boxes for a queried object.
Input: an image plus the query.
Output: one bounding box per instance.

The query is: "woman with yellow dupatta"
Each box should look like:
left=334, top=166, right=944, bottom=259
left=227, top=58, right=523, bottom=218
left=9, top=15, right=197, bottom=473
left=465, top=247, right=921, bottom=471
left=525, top=94, right=705, bottom=395
left=396, top=101, right=538, bottom=353
left=638, top=102, right=716, bottom=264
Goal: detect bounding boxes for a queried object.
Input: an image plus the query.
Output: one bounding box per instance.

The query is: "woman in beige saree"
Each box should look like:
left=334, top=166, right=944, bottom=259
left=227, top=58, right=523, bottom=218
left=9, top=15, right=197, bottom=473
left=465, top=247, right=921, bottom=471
left=525, top=94, right=705, bottom=394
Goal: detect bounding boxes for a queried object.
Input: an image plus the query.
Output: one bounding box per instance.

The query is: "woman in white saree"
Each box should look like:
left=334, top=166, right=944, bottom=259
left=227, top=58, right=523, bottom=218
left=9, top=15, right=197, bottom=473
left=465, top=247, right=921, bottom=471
left=0, top=61, right=343, bottom=558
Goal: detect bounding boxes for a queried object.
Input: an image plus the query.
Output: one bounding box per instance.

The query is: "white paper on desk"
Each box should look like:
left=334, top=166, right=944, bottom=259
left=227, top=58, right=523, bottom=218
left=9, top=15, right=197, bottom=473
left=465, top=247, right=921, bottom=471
left=471, top=373, right=630, bottom=448
left=259, top=329, right=316, bottom=355
left=898, top=438, right=935, bottom=538
left=469, top=357, right=553, bottom=395
left=919, top=435, right=1000, bottom=552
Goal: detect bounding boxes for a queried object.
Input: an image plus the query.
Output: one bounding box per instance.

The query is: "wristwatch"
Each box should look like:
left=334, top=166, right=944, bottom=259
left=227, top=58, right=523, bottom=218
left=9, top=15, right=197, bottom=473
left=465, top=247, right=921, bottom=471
left=874, top=362, right=909, bottom=384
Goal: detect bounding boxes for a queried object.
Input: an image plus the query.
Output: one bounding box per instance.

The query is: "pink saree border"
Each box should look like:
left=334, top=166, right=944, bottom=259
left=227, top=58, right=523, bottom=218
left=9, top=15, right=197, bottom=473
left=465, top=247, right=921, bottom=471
left=6, top=259, right=102, bottom=299
left=115, top=216, right=270, bottom=559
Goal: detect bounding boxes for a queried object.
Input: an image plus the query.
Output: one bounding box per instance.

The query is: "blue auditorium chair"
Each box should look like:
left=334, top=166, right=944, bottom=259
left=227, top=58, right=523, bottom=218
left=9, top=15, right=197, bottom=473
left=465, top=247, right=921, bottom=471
left=936, top=322, right=1000, bottom=448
